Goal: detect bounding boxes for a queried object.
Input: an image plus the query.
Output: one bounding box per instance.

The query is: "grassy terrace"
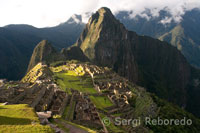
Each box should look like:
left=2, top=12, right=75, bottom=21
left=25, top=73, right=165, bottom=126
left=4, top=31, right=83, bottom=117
left=51, top=65, right=97, bottom=94
left=22, top=63, right=43, bottom=83
left=0, top=104, right=53, bottom=133
left=65, top=101, right=76, bottom=121
left=99, top=113, right=125, bottom=133
left=90, top=96, right=113, bottom=110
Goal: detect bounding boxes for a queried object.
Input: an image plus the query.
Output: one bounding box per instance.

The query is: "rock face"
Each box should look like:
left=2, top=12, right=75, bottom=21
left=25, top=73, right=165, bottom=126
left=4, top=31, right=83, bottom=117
left=76, top=7, right=138, bottom=83
left=27, top=40, right=62, bottom=72
left=28, top=41, right=89, bottom=72
left=61, top=46, right=89, bottom=62
left=159, top=24, right=200, bottom=68
left=76, top=7, right=191, bottom=106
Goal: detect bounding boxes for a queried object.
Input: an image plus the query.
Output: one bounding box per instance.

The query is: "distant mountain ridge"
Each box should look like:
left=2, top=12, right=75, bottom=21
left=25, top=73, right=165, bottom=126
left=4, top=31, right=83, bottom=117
left=116, top=8, right=200, bottom=68
left=1, top=8, right=200, bottom=81
left=0, top=15, right=85, bottom=80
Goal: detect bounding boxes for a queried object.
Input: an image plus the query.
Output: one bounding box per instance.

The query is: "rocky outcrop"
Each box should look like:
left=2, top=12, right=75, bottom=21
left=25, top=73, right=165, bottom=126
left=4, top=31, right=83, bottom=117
left=28, top=41, right=89, bottom=72
left=61, top=46, right=89, bottom=62
left=27, top=40, right=63, bottom=72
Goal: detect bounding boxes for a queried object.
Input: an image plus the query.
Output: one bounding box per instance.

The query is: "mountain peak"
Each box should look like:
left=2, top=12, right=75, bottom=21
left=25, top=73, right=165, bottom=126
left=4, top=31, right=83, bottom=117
left=76, top=7, right=127, bottom=60
left=97, top=7, right=113, bottom=16
left=27, top=40, right=60, bottom=72
left=39, top=40, right=50, bottom=46
left=88, top=7, right=115, bottom=24
left=67, top=14, right=82, bottom=24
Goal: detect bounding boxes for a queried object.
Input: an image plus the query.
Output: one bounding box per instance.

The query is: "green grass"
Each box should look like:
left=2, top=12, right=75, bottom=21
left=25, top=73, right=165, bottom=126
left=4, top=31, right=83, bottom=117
left=50, top=119, right=69, bottom=133
left=99, top=113, right=124, bottom=133
left=149, top=94, right=200, bottom=133
left=22, top=63, right=43, bottom=83
left=0, top=125, right=54, bottom=133
left=51, top=65, right=97, bottom=94
left=111, top=113, right=122, bottom=117
left=0, top=104, right=39, bottom=124
left=62, top=105, right=70, bottom=119
left=54, top=71, right=97, bottom=94
left=134, top=93, right=154, bottom=117
left=66, top=101, right=76, bottom=120
left=0, top=104, right=53, bottom=133
left=127, top=83, right=154, bottom=117
left=90, top=96, right=113, bottom=110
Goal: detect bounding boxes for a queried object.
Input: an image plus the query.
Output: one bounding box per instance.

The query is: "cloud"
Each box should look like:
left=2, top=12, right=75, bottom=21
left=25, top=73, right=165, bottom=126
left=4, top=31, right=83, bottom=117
left=95, top=0, right=200, bottom=23
left=160, top=17, right=173, bottom=24
left=0, top=0, right=200, bottom=27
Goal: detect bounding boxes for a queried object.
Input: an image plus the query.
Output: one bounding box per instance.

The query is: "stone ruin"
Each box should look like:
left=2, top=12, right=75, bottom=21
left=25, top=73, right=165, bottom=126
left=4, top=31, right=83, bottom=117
left=0, top=80, right=68, bottom=117
left=66, top=89, right=103, bottom=129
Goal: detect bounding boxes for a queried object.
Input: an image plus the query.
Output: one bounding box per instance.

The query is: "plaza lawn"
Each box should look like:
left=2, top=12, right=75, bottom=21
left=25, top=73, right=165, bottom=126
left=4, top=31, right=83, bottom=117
left=0, top=104, right=53, bottom=133
left=54, top=71, right=97, bottom=94
left=90, top=96, right=113, bottom=110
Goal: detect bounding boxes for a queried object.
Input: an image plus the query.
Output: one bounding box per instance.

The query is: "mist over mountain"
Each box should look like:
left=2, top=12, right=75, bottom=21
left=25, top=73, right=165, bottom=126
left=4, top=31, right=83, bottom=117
left=116, top=8, right=200, bottom=68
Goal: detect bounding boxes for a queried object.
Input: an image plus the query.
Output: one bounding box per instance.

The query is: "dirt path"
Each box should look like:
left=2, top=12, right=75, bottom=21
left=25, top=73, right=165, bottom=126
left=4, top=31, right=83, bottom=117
left=48, top=123, right=65, bottom=133
left=54, top=119, right=88, bottom=133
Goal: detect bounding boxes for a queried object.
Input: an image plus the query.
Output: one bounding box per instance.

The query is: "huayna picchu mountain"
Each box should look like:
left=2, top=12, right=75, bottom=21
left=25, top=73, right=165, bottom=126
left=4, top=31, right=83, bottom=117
left=76, top=7, right=200, bottom=117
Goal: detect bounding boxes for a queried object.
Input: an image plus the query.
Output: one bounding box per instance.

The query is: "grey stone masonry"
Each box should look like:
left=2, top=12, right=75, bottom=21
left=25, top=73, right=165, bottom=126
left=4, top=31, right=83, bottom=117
left=31, top=86, right=47, bottom=108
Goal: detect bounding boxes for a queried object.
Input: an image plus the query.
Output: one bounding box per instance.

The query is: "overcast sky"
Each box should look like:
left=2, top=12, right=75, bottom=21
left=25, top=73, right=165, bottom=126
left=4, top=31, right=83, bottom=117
left=0, top=0, right=200, bottom=27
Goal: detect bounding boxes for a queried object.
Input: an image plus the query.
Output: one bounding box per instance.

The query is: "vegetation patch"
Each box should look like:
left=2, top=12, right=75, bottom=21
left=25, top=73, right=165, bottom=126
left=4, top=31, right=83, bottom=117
left=22, top=63, right=43, bottom=83
left=149, top=95, right=200, bottom=133
left=90, top=96, right=113, bottom=110
left=99, top=113, right=124, bottom=133
left=66, top=101, right=76, bottom=120
left=62, top=105, right=70, bottom=119
left=50, top=119, right=70, bottom=133
left=52, top=65, right=97, bottom=94
left=134, top=93, right=154, bottom=117
left=0, top=104, right=53, bottom=132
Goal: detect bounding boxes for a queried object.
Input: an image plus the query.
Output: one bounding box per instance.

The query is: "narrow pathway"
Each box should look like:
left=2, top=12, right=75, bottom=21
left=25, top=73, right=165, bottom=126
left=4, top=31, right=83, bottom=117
left=48, top=123, right=65, bottom=133
left=54, top=119, right=88, bottom=133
